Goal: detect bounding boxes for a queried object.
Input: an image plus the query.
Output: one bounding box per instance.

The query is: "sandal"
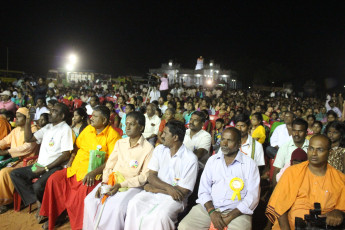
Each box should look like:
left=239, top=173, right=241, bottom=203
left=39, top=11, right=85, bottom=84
left=0, top=205, right=8, bottom=214
left=37, top=215, right=48, bottom=224
left=42, top=222, right=48, bottom=230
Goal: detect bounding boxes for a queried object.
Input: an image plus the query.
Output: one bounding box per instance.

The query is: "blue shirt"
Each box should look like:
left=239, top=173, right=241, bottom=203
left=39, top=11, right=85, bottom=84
left=197, top=150, right=260, bottom=214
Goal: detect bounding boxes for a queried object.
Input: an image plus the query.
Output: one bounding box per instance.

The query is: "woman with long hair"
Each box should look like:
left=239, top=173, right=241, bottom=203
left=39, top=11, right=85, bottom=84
left=105, top=101, right=120, bottom=128
left=326, top=121, right=345, bottom=173
left=71, top=108, right=88, bottom=138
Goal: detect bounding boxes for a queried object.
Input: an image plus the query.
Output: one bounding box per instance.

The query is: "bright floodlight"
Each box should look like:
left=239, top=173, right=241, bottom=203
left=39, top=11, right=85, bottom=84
left=65, top=63, right=74, bottom=71
left=207, top=79, right=212, bottom=85
left=68, top=54, right=77, bottom=64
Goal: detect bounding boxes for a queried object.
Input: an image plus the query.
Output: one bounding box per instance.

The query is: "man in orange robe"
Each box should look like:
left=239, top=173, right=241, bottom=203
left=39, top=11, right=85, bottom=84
left=266, top=134, right=345, bottom=229
left=39, top=106, right=120, bottom=230
left=0, top=108, right=38, bottom=213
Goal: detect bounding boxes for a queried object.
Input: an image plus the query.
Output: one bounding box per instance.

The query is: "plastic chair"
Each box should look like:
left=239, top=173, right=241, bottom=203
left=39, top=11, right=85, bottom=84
left=73, top=99, right=83, bottom=109
left=99, top=97, right=105, bottom=105
left=269, top=155, right=277, bottom=182
left=61, top=98, right=73, bottom=108
left=13, top=155, right=39, bottom=212
left=106, top=97, right=116, bottom=103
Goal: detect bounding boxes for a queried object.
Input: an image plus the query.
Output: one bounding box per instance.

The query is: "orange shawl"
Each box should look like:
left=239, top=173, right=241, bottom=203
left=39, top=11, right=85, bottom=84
left=266, top=162, right=308, bottom=227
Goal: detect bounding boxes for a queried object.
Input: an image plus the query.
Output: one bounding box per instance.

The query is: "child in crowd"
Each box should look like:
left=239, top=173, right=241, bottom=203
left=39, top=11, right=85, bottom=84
left=212, top=118, right=225, bottom=153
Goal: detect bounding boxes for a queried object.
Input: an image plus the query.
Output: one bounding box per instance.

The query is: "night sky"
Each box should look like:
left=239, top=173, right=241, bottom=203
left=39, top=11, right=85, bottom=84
left=1, top=1, right=345, bottom=87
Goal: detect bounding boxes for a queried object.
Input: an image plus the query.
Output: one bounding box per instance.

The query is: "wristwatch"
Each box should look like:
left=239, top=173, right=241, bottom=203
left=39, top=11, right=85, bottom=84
left=44, top=166, right=49, bottom=172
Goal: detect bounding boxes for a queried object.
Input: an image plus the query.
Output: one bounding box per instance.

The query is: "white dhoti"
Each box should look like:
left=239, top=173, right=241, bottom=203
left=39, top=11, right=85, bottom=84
left=83, top=183, right=142, bottom=230
left=125, top=191, right=184, bottom=230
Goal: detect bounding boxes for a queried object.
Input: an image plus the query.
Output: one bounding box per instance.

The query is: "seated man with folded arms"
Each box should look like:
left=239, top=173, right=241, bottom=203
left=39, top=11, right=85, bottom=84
left=178, top=128, right=260, bottom=230
left=266, top=134, right=345, bottom=229
left=0, top=108, right=38, bottom=214
left=183, top=111, right=211, bottom=167
left=125, top=120, right=198, bottom=230
left=39, top=106, right=121, bottom=230
left=83, top=111, right=154, bottom=230
left=10, top=103, right=74, bottom=219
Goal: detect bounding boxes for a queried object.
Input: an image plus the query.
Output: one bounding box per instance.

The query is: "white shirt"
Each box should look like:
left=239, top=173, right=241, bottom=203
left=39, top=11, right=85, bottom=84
left=273, top=139, right=309, bottom=169
left=34, top=121, right=74, bottom=166
left=149, top=90, right=160, bottom=103
left=270, top=124, right=292, bottom=148
left=85, top=104, right=93, bottom=115
left=159, top=104, right=167, bottom=114
left=240, top=135, right=265, bottom=166
left=34, top=106, right=50, bottom=120
left=325, top=99, right=342, bottom=118
left=148, top=144, right=198, bottom=195
left=183, top=129, right=211, bottom=165
left=46, top=96, right=57, bottom=105
left=142, top=114, right=161, bottom=138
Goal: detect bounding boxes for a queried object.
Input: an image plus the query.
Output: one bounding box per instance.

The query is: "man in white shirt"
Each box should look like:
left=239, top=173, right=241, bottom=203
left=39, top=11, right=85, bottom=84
left=10, top=103, right=74, bottom=208
left=325, top=98, right=342, bottom=119
left=85, top=96, right=100, bottom=116
left=235, top=114, right=265, bottom=166
left=183, top=111, right=211, bottom=166
left=272, top=118, right=309, bottom=185
left=45, top=88, right=57, bottom=105
left=266, top=111, right=294, bottom=159
left=149, top=86, right=161, bottom=103
left=170, top=84, right=179, bottom=98
left=34, top=97, right=50, bottom=121
left=125, top=120, right=198, bottom=230
left=158, top=97, right=168, bottom=114
left=143, top=103, right=161, bottom=146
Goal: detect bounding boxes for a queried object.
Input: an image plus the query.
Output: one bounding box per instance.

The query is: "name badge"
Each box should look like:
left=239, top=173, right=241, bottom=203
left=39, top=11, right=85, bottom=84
left=129, top=160, right=139, bottom=168
left=229, top=177, right=244, bottom=201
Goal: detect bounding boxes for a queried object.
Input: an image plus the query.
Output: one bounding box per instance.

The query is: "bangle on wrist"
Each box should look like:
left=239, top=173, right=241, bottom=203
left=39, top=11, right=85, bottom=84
left=208, top=208, right=216, bottom=215
left=207, top=207, right=215, bottom=213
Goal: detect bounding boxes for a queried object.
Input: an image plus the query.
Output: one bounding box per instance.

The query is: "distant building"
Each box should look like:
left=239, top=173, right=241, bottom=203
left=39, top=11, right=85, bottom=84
left=149, top=58, right=238, bottom=88
left=47, top=69, right=111, bottom=83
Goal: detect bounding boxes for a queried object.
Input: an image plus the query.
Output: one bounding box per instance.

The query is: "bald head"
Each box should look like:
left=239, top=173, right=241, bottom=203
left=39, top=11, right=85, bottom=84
left=310, top=134, right=331, bottom=150
left=308, top=134, right=331, bottom=167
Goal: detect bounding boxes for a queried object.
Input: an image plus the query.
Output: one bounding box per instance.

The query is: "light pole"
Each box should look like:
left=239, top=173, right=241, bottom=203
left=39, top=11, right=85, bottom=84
left=65, top=53, right=78, bottom=82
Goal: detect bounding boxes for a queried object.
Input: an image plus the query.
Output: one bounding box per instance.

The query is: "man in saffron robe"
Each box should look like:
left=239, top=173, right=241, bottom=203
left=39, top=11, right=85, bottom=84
left=0, top=108, right=38, bottom=214
left=39, top=106, right=121, bottom=230
left=266, top=134, right=345, bottom=229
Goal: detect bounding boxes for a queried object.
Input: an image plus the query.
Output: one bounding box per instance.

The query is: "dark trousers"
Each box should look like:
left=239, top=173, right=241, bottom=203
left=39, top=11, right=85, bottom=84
left=266, top=146, right=278, bottom=159
left=160, top=90, right=169, bottom=101
left=10, top=165, right=62, bottom=206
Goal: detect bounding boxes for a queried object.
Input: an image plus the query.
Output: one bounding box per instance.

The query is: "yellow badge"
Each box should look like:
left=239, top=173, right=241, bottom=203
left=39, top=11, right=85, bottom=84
left=229, top=177, right=244, bottom=201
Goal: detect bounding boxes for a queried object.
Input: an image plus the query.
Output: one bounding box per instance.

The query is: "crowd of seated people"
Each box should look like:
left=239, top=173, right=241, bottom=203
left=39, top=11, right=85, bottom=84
left=0, top=77, right=344, bottom=230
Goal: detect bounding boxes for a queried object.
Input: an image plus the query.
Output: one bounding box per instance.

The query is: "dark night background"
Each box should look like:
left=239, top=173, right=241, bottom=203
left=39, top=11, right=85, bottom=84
left=1, top=1, right=345, bottom=90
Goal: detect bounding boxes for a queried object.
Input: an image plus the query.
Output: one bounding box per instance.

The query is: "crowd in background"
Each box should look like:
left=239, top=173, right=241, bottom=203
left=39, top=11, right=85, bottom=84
left=0, top=76, right=344, bottom=229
